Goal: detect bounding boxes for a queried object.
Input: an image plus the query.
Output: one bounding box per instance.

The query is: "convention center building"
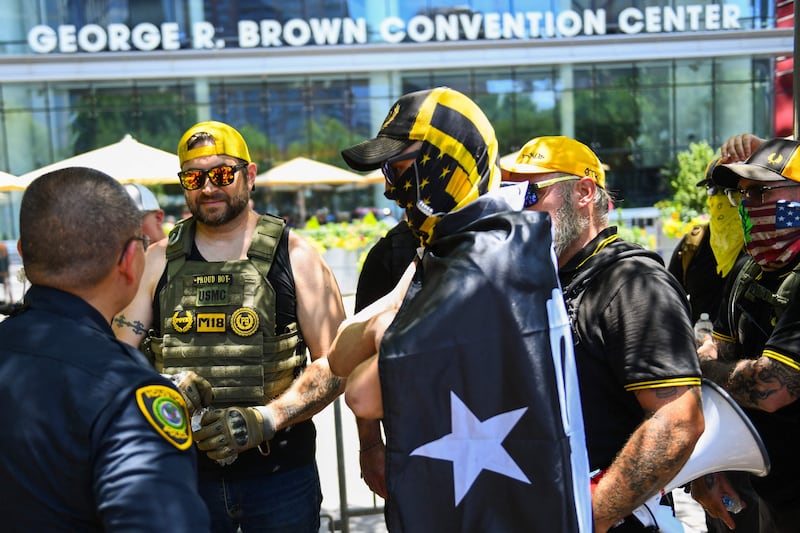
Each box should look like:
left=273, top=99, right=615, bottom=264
left=0, top=0, right=793, bottom=215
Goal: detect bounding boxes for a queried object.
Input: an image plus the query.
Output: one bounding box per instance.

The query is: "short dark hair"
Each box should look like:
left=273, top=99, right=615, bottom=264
left=20, top=167, right=141, bottom=289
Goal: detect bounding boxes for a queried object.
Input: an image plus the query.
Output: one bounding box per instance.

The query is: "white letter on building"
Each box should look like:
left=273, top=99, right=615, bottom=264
left=557, top=10, right=583, bottom=37
left=77, top=24, right=107, bottom=52
left=618, top=7, right=644, bottom=34
left=107, top=23, right=131, bottom=51
left=284, top=19, right=311, bottom=46
left=260, top=20, right=282, bottom=46
left=28, top=25, right=57, bottom=53
left=435, top=14, right=459, bottom=41
left=583, top=9, right=606, bottom=35
left=723, top=5, right=741, bottom=29
left=459, top=13, right=483, bottom=40
left=342, top=18, right=367, bottom=44
left=192, top=21, right=216, bottom=49
left=380, top=17, right=405, bottom=43
left=484, top=12, right=501, bottom=39
left=132, top=22, right=160, bottom=51
left=161, top=22, right=180, bottom=50
left=58, top=25, right=78, bottom=53
left=705, top=4, right=721, bottom=30
left=238, top=20, right=259, bottom=47
left=309, top=18, right=342, bottom=45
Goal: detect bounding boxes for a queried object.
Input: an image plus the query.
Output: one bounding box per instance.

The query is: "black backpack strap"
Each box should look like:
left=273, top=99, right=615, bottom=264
left=564, top=247, right=662, bottom=346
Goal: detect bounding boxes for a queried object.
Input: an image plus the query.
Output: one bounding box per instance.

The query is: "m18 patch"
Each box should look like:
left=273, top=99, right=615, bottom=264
left=135, top=384, right=192, bottom=450
left=197, top=313, right=226, bottom=332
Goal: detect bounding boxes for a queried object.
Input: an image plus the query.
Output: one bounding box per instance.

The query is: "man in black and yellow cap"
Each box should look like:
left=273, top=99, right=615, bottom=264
left=329, top=88, right=592, bottom=532
left=113, top=120, right=347, bottom=532
left=696, top=138, right=800, bottom=533
left=501, top=136, right=705, bottom=533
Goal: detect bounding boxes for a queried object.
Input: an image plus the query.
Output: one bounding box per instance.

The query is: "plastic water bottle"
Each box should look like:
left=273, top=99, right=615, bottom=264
left=722, top=494, right=744, bottom=514
left=694, top=312, right=713, bottom=348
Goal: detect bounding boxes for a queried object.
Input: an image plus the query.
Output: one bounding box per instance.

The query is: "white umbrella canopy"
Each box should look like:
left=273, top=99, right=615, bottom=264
left=0, top=171, right=27, bottom=192
left=255, top=157, right=379, bottom=224
left=254, top=157, right=367, bottom=188
left=18, top=134, right=180, bottom=186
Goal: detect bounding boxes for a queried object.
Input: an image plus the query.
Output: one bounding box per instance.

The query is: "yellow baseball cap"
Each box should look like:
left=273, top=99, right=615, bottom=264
left=177, top=121, right=251, bottom=166
left=500, top=135, right=605, bottom=188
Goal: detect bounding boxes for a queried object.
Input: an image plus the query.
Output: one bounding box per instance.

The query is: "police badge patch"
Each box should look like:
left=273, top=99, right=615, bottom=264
left=135, top=385, right=192, bottom=450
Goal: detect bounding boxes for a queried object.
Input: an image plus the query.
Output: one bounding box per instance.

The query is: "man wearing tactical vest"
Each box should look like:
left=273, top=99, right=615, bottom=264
left=696, top=138, right=800, bottom=533
left=113, top=121, right=347, bottom=532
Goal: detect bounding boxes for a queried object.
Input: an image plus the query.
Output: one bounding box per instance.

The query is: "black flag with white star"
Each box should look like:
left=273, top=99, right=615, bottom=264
left=379, top=199, right=591, bottom=532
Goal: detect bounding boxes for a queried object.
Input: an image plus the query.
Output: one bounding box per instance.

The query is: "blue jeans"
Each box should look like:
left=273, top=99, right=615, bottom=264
left=198, top=463, right=322, bottom=533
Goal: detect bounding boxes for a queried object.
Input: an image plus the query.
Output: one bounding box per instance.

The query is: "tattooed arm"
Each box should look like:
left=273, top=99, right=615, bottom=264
left=267, top=357, right=345, bottom=430
left=262, top=232, right=348, bottom=430
left=592, top=386, right=704, bottom=533
left=708, top=356, right=800, bottom=412
left=700, top=337, right=800, bottom=412
left=112, top=238, right=166, bottom=347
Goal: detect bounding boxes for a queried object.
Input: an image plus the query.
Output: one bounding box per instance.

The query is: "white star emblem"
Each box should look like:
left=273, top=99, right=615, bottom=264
left=410, top=391, right=530, bottom=505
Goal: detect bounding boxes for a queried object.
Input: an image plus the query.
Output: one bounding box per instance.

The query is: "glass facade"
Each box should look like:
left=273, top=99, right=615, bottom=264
left=0, top=0, right=790, bottom=236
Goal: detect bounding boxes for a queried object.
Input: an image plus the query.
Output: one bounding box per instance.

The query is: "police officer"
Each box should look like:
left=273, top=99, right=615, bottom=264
left=0, top=166, right=209, bottom=530
left=113, top=121, right=346, bottom=531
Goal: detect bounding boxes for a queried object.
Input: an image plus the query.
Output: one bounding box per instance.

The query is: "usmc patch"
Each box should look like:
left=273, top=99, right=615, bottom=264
left=231, top=307, right=259, bottom=336
left=171, top=310, right=194, bottom=333
left=135, top=385, right=192, bottom=450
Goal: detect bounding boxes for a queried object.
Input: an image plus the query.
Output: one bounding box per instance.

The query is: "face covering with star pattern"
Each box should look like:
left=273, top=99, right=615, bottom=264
left=740, top=200, right=800, bottom=270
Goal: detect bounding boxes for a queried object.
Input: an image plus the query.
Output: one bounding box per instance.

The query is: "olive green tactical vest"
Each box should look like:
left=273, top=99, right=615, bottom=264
left=147, top=215, right=305, bottom=408
left=728, top=257, right=800, bottom=343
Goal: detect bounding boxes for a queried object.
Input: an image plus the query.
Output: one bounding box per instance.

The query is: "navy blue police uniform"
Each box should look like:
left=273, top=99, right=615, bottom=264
left=0, top=285, right=209, bottom=531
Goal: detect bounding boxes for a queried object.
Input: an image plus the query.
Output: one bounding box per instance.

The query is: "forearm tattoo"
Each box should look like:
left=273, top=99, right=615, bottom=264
left=279, top=363, right=345, bottom=424
left=728, top=357, right=800, bottom=409
left=595, top=387, right=700, bottom=525
left=113, top=314, right=148, bottom=336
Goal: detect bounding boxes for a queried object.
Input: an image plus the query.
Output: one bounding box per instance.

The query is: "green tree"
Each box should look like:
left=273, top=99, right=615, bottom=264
left=660, top=141, right=716, bottom=217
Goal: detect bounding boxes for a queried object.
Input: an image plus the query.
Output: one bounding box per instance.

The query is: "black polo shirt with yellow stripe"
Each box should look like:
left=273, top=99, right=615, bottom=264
left=559, top=227, right=701, bottom=471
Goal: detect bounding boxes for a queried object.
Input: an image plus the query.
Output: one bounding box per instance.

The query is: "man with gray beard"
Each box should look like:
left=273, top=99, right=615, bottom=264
left=501, top=136, right=704, bottom=533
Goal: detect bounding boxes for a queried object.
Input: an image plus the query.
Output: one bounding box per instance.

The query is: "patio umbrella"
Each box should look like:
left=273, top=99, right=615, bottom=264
left=0, top=171, right=26, bottom=191
left=255, top=157, right=375, bottom=223
left=18, top=134, right=180, bottom=186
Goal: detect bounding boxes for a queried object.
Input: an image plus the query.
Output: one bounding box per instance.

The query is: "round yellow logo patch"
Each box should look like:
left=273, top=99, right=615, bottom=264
left=171, top=310, right=194, bottom=333
left=231, top=307, right=259, bottom=337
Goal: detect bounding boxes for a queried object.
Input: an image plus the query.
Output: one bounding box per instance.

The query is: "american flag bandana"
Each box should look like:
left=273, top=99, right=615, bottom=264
left=740, top=200, right=800, bottom=269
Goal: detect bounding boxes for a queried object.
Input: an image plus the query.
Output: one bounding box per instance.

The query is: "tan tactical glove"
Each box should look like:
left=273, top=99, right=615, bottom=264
left=163, top=370, right=214, bottom=416
left=194, top=406, right=276, bottom=461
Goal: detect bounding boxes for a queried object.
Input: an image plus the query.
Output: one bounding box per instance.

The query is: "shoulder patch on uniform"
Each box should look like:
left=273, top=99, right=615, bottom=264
left=135, top=385, right=192, bottom=450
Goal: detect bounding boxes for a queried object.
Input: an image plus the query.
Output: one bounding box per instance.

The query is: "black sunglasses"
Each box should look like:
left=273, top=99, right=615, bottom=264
left=177, top=163, right=248, bottom=191
left=381, top=150, right=420, bottom=186
left=117, top=235, right=150, bottom=265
